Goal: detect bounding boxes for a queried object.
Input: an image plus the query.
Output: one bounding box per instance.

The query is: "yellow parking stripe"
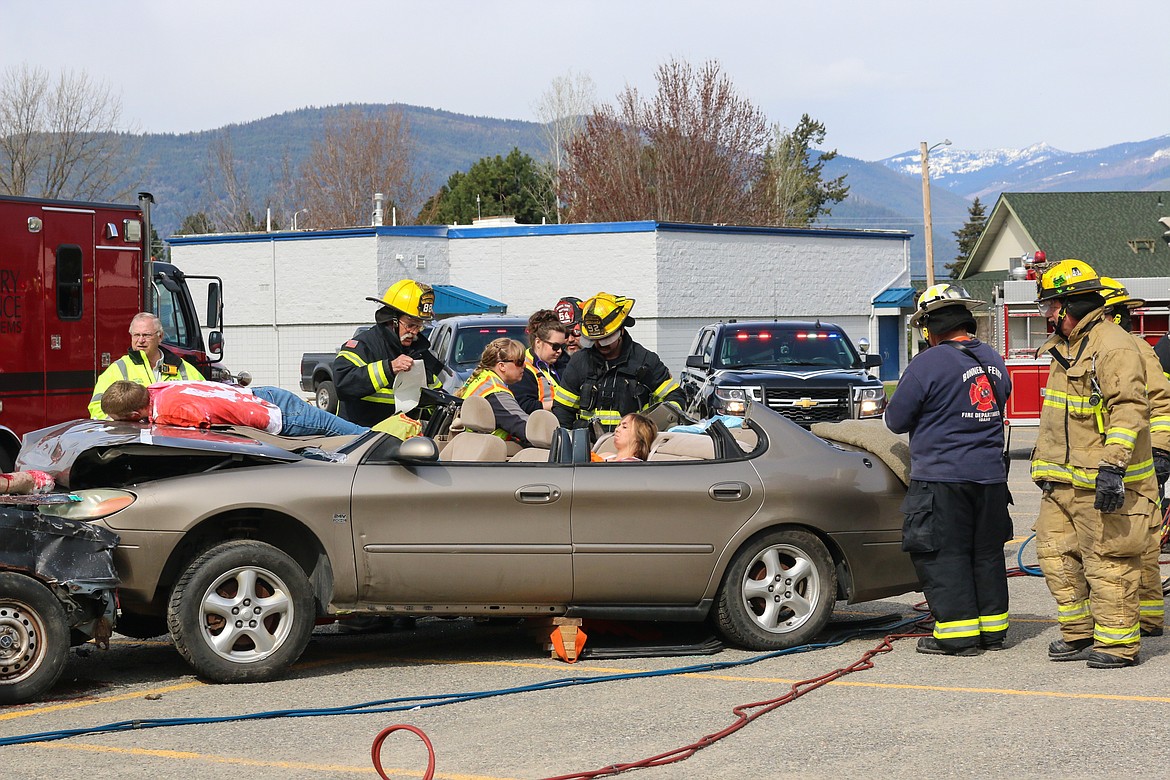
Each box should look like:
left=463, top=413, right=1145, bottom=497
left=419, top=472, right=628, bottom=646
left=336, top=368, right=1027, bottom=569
left=34, top=742, right=517, bottom=779
left=0, top=682, right=205, bottom=721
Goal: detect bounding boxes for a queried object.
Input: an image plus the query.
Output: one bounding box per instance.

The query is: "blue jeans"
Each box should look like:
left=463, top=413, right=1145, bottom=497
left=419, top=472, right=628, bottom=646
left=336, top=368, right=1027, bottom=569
left=251, top=386, right=369, bottom=437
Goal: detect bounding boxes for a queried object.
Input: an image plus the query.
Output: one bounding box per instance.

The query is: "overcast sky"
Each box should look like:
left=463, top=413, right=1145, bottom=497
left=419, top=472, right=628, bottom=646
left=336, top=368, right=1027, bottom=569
left=5, top=0, right=1166, bottom=161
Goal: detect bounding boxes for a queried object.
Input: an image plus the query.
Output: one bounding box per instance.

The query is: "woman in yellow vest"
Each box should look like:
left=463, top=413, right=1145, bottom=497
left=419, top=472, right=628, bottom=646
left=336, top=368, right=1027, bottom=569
left=457, top=338, right=530, bottom=444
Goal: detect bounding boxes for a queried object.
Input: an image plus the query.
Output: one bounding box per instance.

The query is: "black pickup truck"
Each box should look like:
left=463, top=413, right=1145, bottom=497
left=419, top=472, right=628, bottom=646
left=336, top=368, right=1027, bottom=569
left=679, top=320, right=886, bottom=426
left=300, top=327, right=369, bottom=413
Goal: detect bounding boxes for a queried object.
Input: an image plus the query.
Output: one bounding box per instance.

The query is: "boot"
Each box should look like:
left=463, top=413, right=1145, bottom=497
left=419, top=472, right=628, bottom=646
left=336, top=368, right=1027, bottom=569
left=1047, top=637, right=1093, bottom=661
left=1085, top=650, right=1139, bottom=669
left=916, top=637, right=980, bottom=657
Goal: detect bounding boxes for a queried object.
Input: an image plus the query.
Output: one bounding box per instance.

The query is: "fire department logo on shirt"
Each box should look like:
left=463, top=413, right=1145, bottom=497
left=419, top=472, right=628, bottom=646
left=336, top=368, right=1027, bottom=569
left=969, top=374, right=995, bottom=412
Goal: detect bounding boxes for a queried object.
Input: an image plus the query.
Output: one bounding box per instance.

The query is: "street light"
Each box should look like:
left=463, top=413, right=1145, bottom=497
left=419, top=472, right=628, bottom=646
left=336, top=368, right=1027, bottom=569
left=291, top=208, right=308, bottom=231
left=920, top=139, right=951, bottom=287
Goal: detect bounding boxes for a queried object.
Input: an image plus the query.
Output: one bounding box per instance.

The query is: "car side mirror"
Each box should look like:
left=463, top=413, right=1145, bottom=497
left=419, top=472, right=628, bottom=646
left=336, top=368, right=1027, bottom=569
left=863, top=354, right=883, bottom=368
left=395, top=436, right=440, bottom=462
left=686, top=355, right=708, bottom=369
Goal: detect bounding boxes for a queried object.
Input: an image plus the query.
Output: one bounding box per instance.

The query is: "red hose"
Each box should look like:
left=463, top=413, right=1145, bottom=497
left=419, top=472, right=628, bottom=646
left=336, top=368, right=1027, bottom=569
left=373, top=621, right=931, bottom=779
left=371, top=724, right=436, bottom=780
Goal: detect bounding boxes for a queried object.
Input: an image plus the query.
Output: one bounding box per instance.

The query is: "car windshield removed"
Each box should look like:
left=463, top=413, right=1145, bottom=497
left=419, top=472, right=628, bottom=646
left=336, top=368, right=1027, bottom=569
left=720, top=328, right=856, bottom=370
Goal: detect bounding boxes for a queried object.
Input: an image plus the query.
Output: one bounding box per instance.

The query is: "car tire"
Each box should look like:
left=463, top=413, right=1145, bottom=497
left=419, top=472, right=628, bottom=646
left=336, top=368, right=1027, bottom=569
left=714, top=528, right=836, bottom=650
left=0, top=572, right=70, bottom=704
left=115, top=611, right=169, bottom=639
left=168, top=540, right=315, bottom=684
left=315, top=380, right=338, bottom=414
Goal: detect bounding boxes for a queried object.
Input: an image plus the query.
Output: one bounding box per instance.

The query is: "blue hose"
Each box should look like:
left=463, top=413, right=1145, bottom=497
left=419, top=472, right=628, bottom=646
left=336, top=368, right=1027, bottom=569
left=1016, top=533, right=1042, bottom=576
left=0, top=613, right=923, bottom=748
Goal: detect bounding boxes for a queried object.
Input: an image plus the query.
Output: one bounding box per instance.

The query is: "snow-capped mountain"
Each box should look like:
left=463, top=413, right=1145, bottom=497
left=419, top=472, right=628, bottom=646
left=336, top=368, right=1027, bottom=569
left=879, top=136, right=1170, bottom=201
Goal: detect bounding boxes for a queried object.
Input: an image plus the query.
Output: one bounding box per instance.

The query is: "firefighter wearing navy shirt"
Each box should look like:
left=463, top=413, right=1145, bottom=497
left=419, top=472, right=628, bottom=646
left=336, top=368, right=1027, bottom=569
left=885, top=284, right=1013, bottom=657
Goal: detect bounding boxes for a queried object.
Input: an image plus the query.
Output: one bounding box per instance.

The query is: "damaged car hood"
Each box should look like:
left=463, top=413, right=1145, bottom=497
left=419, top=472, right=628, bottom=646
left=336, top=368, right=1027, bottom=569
left=17, top=419, right=303, bottom=489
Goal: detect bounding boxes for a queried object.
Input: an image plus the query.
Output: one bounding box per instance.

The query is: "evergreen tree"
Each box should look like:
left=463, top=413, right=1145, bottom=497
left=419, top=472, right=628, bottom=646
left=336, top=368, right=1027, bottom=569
left=760, top=115, right=850, bottom=227
left=946, top=197, right=987, bottom=279
left=417, top=148, right=554, bottom=225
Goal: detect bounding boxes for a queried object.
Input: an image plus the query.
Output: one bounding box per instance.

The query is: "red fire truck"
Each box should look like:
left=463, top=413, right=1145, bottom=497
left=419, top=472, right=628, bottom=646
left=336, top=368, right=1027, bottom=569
left=993, top=276, right=1170, bottom=425
left=0, top=193, right=226, bottom=468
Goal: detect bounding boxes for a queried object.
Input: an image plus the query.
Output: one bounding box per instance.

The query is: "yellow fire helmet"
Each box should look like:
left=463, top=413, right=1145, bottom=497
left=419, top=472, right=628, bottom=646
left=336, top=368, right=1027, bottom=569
left=1100, top=276, right=1145, bottom=310
left=367, top=279, right=435, bottom=320
left=580, top=292, right=635, bottom=340
left=1035, top=259, right=1106, bottom=302
left=909, top=283, right=984, bottom=327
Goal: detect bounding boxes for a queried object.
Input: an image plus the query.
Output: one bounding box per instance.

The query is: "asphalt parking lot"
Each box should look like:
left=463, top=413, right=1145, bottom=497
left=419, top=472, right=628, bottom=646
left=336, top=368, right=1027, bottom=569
left=3, top=424, right=1169, bottom=779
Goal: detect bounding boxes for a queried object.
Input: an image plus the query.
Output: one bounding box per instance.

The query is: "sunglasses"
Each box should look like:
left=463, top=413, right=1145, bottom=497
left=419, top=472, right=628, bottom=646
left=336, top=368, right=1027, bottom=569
left=542, top=340, right=566, bottom=352
left=499, top=358, right=525, bottom=367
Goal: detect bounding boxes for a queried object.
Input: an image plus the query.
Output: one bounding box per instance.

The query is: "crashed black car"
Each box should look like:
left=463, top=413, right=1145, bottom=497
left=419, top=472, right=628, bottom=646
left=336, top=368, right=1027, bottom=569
left=0, top=499, right=119, bottom=704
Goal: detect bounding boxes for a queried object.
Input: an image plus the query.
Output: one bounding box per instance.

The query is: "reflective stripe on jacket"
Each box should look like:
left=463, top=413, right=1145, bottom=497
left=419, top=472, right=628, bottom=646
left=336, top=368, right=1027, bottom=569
left=1031, top=307, right=1158, bottom=502
left=89, top=349, right=203, bottom=418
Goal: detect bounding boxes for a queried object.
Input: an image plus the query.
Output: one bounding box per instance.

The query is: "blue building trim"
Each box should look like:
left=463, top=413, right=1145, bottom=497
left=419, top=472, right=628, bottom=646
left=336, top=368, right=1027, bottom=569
left=656, top=222, right=910, bottom=242
left=167, top=225, right=449, bottom=246
left=169, top=221, right=909, bottom=245
left=448, top=221, right=657, bottom=239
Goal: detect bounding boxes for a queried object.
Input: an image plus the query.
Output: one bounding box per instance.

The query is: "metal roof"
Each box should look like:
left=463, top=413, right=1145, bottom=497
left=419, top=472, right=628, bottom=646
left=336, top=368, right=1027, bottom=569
left=871, top=287, right=917, bottom=308
left=432, top=284, right=507, bottom=315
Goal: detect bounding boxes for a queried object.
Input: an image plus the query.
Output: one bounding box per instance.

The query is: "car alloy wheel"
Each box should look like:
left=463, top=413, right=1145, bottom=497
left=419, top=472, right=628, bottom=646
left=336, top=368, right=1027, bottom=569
left=168, top=540, right=314, bottom=683
left=714, top=528, right=836, bottom=650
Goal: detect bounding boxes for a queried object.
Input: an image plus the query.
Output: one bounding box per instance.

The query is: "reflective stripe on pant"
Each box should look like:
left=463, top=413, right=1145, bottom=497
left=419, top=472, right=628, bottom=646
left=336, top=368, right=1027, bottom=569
left=903, top=480, right=1012, bottom=652
left=1034, top=483, right=1145, bottom=660
left=1139, top=511, right=1165, bottom=632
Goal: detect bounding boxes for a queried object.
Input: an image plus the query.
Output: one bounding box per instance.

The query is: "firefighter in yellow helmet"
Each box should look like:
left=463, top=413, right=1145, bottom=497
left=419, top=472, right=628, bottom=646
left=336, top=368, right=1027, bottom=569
left=552, top=292, right=685, bottom=432
left=333, top=279, right=443, bottom=427
left=1032, top=259, right=1156, bottom=668
left=1101, top=277, right=1170, bottom=638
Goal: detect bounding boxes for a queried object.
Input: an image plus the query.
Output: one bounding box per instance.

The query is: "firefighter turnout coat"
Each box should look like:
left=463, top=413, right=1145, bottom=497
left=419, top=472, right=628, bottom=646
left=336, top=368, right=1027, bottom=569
left=552, top=335, right=684, bottom=430
left=1031, top=306, right=1156, bottom=658
left=1031, top=308, right=1157, bottom=496
left=333, top=324, right=443, bottom=427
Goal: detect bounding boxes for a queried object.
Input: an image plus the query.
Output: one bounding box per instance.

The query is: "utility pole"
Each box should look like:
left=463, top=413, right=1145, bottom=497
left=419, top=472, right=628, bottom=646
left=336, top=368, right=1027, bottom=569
left=919, top=139, right=951, bottom=287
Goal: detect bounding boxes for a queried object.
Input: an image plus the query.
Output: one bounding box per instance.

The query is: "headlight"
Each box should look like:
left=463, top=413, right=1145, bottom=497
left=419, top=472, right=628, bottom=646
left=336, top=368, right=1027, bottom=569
left=38, top=489, right=136, bottom=521
left=853, top=386, right=887, bottom=418
left=713, top=386, right=760, bottom=416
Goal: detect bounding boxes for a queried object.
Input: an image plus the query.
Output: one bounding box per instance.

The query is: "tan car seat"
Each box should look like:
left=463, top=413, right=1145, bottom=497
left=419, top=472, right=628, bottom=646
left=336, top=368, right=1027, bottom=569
left=510, top=409, right=560, bottom=462
left=440, top=395, right=508, bottom=462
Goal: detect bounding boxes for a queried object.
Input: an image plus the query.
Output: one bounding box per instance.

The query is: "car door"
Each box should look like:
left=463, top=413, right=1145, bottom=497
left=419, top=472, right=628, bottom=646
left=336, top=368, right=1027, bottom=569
left=681, top=328, right=717, bottom=414
left=569, top=455, right=764, bottom=605
left=349, top=456, right=573, bottom=605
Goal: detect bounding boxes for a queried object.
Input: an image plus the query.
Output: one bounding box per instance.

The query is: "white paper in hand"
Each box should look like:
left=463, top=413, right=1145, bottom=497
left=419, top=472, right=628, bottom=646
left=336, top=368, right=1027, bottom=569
left=393, top=359, right=426, bottom=414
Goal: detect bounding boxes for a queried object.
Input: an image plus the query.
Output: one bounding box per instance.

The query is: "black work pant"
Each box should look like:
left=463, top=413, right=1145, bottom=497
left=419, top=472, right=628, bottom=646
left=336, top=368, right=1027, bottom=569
left=901, top=480, right=1013, bottom=650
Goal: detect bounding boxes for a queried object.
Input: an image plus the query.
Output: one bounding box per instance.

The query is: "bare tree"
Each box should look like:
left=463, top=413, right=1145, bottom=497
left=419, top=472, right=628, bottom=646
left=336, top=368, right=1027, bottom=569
left=533, top=71, right=595, bottom=223
left=0, top=64, right=132, bottom=200
left=561, top=59, right=769, bottom=225
left=294, top=108, right=418, bottom=229
left=204, top=130, right=264, bottom=232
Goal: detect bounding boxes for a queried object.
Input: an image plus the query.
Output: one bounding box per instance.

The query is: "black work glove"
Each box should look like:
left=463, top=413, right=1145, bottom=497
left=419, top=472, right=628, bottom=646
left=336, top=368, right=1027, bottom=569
left=1094, top=465, right=1126, bottom=513
left=1154, top=448, right=1170, bottom=492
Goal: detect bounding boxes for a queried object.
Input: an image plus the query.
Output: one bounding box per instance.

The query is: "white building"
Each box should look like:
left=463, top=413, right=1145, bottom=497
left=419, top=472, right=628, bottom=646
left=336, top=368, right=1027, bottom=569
left=168, top=220, right=913, bottom=392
